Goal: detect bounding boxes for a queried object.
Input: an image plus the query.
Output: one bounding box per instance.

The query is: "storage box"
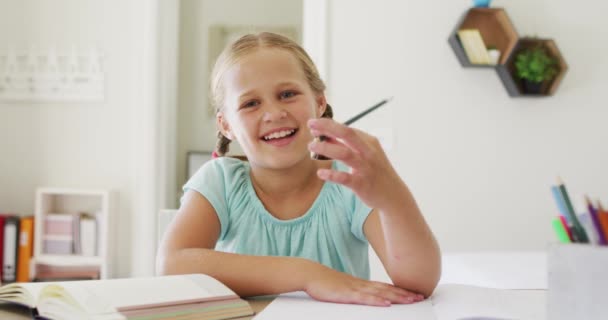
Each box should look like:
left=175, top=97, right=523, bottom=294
left=42, top=236, right=73, bottom=255
left=548, top=244, right=608, bottom=320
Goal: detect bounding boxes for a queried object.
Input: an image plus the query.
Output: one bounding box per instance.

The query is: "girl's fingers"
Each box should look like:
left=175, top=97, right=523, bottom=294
left=371, top=281, right=424, bottom=299
left=316, top=169, right=353, bottom=188
left=308, top=118, right=368, bottom=154
left=361, top=283, right=424, bottom=304
left=308, top=139, right=359, bottom=167
left=348, top=291, right=391, bottom=307
left=359, top=286, right=406, bottom=304
left=310, top=132, right=337, bottom=143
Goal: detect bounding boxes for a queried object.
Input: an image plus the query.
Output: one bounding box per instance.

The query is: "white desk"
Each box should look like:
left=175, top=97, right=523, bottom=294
left=440, top=251, right=547, bottom=289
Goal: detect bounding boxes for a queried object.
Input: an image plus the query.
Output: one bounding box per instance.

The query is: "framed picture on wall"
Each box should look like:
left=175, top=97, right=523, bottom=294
left=187, top=151, right=213, bottom=179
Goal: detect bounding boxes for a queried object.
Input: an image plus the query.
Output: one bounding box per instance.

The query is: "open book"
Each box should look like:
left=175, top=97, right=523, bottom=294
left=0, top=274, right=254, bottom=320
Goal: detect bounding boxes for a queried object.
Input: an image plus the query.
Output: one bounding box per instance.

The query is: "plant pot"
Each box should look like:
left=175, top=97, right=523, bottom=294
left=473, top=0, right=492, bottom=7
left=522, top=79, right=543, bottom=94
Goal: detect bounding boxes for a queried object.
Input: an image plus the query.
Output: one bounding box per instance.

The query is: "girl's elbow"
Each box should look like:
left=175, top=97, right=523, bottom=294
left=391, top=258, right=442, bottom=297
left=420, top=268, right=441, bottom=297
left=421, top=257, right=442, bottom=297
left=392, top=273, right=439, bottom=298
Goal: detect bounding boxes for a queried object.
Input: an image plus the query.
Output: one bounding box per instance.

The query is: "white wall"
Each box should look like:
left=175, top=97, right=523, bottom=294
left=2, top=0, right=606, bottom=280
left=176, top=0, right=303, bottom=204
left=325, top=0, right=608, bottom=252
left=0, top=0, right=162, bottom=278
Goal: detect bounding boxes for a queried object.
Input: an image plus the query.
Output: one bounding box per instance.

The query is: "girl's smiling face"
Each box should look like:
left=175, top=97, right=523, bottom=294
left=217, top=48, right=326, bottom=169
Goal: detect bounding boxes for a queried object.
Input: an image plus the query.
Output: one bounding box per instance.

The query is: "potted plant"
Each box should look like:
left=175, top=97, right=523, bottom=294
left=514, top=45, right=558, bottom=94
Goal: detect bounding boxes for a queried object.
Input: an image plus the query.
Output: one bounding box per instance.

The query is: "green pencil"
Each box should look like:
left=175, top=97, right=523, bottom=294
left=551, top=217, right=572, bottom=243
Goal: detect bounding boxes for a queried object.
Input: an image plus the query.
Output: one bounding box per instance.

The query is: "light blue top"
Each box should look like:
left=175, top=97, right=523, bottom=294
left=182, top=157, right=373, bottom=279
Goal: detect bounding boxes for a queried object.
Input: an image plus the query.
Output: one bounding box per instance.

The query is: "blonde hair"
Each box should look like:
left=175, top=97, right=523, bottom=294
left=210, top=32, right=333, bottom=156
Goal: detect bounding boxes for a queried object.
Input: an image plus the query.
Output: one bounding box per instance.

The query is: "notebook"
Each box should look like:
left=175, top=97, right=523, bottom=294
left=0, top=274, right=254, bottom=320
left=255, top=284, right=545, bottom=320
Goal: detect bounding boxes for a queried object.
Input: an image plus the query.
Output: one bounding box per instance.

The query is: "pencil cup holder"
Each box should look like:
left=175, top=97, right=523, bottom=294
left=547, top=244, right=608, bottom=320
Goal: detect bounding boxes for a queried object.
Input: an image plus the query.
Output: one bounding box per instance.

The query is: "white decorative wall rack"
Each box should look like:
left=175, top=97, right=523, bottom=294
left=0, top=46, right=105, bottom=102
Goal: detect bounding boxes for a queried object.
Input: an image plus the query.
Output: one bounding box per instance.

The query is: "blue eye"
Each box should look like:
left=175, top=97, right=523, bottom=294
left=280, top=91, right=297, bottom=99
left=242, top=100, right=260, bottom=108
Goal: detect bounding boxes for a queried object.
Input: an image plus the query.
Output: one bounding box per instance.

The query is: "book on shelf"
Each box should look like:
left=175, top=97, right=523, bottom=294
left=43, top=212, right=98, bottom=256
left=79, top=214, right=97, bottom=256
left=43, top=213, right=75, bottom=255
left=17, top=216, right=34, bottom=282
left=457, top=29, right=491, bottom=65
left=33, top=263, right=100, bottom=281
left=2, top=215, right=20, bottom=283
left=0, top=215, right=35, bottom=284
left=0, top=273, right=254, bottom=320
left=0, top=214, right=8, bottom=281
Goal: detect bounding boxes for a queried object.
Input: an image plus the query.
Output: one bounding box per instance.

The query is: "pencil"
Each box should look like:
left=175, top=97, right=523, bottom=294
left=550, top=185, right=570, bottom=224
left=552, top=217, right=572, bottom=243
left=585, top=196, right=606, bottom=245
left=311, top=97, right=393, bottom=160
left=558, top=215, right=574, bottom=242
left=596, top=200, right=608, bottom=244
left=344, top=97, right=393, bottom=125
left=556, top=177, right=589, bottom=243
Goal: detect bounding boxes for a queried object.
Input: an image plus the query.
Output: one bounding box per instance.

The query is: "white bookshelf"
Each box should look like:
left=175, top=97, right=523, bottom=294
left=34, top=188, right=114, bottom=279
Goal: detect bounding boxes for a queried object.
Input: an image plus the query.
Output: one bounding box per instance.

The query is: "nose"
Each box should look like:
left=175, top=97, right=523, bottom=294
left=262, top=103, right=287, bottom=122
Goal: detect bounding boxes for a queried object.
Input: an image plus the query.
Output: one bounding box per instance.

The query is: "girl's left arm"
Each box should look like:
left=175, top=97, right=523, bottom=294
left=307, top=118, right=441, bottom=297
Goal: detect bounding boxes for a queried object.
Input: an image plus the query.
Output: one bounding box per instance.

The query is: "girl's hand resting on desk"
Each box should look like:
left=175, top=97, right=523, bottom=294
left=307, top=118, right=405, bottom=210
left=305, top=263, right=424, bottom=306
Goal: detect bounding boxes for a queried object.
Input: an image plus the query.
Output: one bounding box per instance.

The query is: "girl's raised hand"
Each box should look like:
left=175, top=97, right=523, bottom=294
left=305, top=263, right=424, bottom=306
left=307, top=118, right=405, bottom=211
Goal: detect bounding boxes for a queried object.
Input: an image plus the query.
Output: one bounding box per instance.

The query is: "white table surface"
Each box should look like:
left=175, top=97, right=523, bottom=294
left=439, top=251, right=547, bottom=290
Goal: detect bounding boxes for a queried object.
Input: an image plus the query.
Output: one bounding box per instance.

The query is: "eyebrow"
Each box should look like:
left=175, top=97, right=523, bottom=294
left=276, top=81, right=301, bottom=88
left=237, top=89, right=257, bottom=101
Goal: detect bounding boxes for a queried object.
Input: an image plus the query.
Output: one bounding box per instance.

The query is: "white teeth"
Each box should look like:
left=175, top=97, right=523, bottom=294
left=263, top=129, right=295, bottom=141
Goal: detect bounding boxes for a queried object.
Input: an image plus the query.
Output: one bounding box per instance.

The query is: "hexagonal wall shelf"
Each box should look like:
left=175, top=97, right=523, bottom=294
left=448, top=8, right=518, bottom=68
left=448, top=7, right=568, bottom=97
left=496, top=38, right=568, bottom=97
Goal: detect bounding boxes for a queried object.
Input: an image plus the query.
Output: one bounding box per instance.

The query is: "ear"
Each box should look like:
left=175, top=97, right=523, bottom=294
left=216, top=112, right=235, bottom=140
left=315, top=94, right=327, bottom=117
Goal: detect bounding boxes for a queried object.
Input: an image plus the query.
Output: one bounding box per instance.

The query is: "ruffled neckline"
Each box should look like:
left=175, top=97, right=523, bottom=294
left=244, top=161, right=337, bottom=226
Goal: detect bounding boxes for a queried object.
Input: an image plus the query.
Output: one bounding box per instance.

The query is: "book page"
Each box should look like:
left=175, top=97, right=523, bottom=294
left=431, top=284, right=546, bottom=320
left=254, top=291, right=437, bottom=320
left=0, top=282, right=48, bottom=308
left=37, top=285, right=124, bottom=320
left=255, top=286, right=546, bottom=320
left=59, top=274, right=236, bottom=312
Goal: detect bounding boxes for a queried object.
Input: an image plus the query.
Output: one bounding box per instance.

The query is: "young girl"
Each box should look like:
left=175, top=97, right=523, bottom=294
left=156, top=32, right=440, bottom=306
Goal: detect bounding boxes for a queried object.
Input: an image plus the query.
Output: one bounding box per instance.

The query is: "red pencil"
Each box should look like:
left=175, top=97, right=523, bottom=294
left=558, top=215, right=573, bottom=241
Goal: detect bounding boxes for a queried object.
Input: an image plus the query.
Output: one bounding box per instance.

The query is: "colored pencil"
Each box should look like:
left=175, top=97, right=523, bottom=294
left=556, top=177, right=589, bottom=243
left=585, top=196, right=606, bottom=245
left=552, top=217, right=572, bottom=243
